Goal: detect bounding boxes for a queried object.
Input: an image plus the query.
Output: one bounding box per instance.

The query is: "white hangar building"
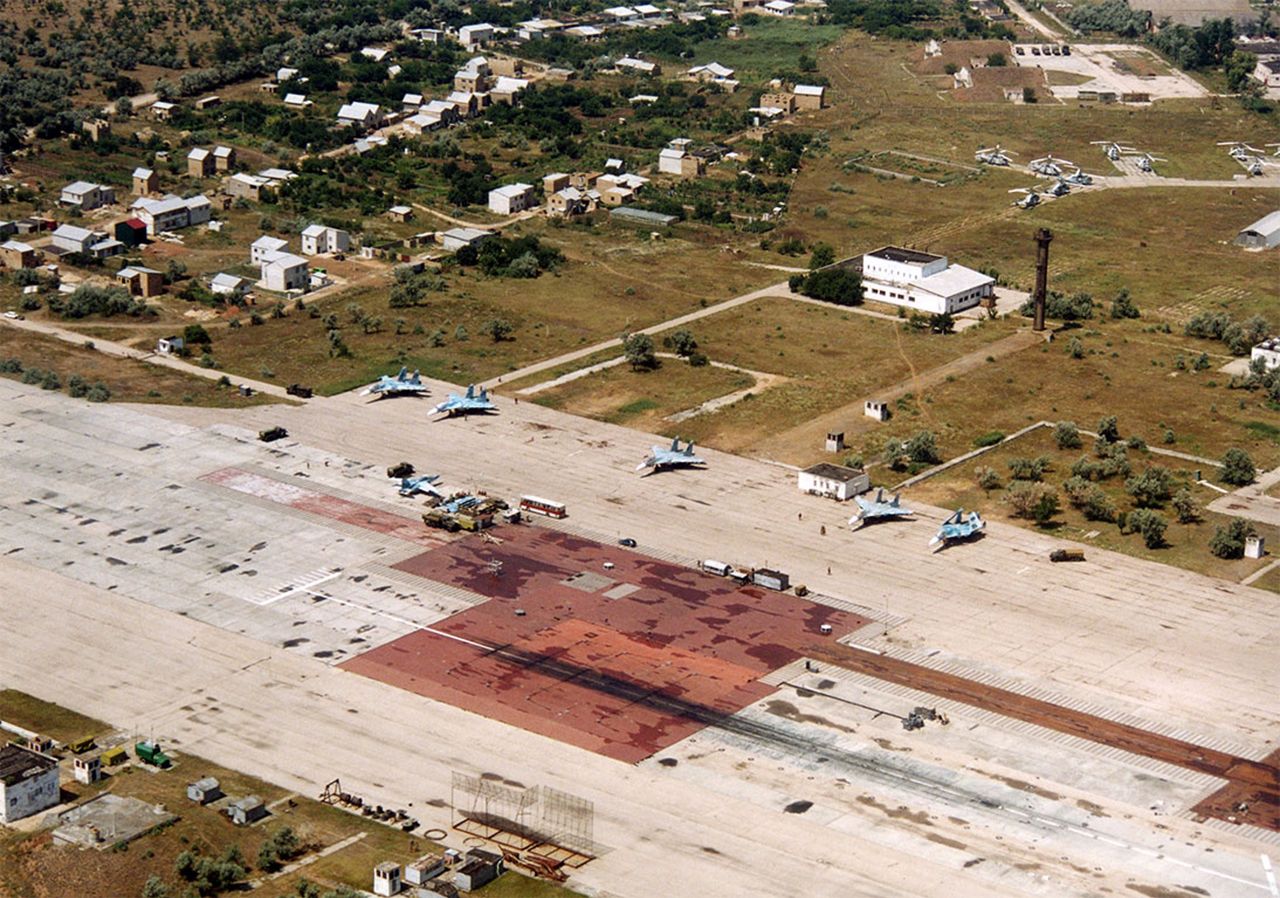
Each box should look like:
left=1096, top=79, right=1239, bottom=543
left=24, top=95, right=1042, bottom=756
left=860, top=246, right=994, bottom=315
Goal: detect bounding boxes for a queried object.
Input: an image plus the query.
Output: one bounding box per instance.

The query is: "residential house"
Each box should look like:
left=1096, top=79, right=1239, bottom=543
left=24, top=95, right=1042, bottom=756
left=489, top=76, right=529, bottom=104
left=763, top=0, right=795, bottom=14
left=658, top=138, right=705, bottom=178
left=277, top=66, right=299, bottom=82
left=616, top=56, right=659, bottom=76
left=439, top=227, right=494, bottom=252
left=259, top=251, right=310, bottom=292
left=604, top=6, right=640, bottom=23
left=409, top=27, right=444, bottom=43
left=212, top=145, right=236, bottom=172
left=518, top=18, right=565, bottom=39
left=447, top=91, right=481, bottom=117
left=404, top=113, right=443, bottom=135
left=210, top=273, right=250, bottom=297
left=257, top=168, right=296, bottom=187
left=0, top=240, right=37, bottom=269
left=80, top=118, right=111, bottom=142
left=759, top=90, right=796, bottom=114
left=250, top=235, right=289, bottom=265
left=488, top=183, right=536, bottom=215
left=60, top=181, right=115, bottom=210
left=188, top=147, right=215, bottom=178
left=360, top=46, right=390, bottom=62
left=688, top=62, right=736, bottom=85
left=635, top=4, right=664, bottom=18
left=157, top=335, right=184, bottom=354
left=50, top=224, right=106, bottom=254
left=422, top=99, right=462, bottom=124
left=543, top=172, right=571, bottom=194
left=132, top=167, right=159, bottom=195
left=547, top=186, right=593, bottom=217
left=283, top=93, right=312, bottom=109
left=458, top=23, right=494, bottom=49
left=566, top=24, right=604, bottom=39
left=133, top=194, right=211, bottom=235
left=300, top=224, right=351, bottom=256
left=336, top=102, right=384, bottom=130
left=116, top=266, right=165, bottom=298
left=454, top=66, right=490, bottom=93
left=149, top=101, right=176, bottom=120
left=88, top=238, right=125, bottom=259
left=195, top=95, right=221, bottom=110
left=793, top=83, right=826, bottom=109
left=387, top=205, right=414, bottom=222
left=402, top=92, right=425, bottom=111
left=1253, top=56, right=1280, bottom=88
left=225, top=173, right=272, bottom=202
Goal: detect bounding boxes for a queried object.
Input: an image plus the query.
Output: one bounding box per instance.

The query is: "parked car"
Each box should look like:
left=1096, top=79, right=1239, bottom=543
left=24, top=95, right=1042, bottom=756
left=618, top=537, right=637, bottom=547
left=286, top=383, right=313, bottom=398
left=259, top=426, right=288, bottom=442
left=3, top=311, right=22, bottom=320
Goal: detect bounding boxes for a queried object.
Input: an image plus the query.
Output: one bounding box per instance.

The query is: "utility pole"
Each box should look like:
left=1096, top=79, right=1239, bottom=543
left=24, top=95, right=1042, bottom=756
left=1032, top=228, right=1053, bottom=332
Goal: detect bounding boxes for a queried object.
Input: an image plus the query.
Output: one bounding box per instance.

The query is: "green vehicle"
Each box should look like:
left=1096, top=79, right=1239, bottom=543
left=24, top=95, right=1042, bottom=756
left=135, top=740, right=171, bottom=768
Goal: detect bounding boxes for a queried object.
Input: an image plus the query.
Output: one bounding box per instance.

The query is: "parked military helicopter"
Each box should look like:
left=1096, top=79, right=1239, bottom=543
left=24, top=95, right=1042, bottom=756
left=1062, top=167, right=1093, bottom=186
left=1044, top=178, right=1071, bottom=197
left=1132, top=152, right=1166, bottom=173
left=1090, top=140, right=1136, bottom=161
left=1010, top=188, right=1041, bottom=209
left=975, top=145, right=1015, bottom=166
left=1029, top=154, right=1074, bottom=177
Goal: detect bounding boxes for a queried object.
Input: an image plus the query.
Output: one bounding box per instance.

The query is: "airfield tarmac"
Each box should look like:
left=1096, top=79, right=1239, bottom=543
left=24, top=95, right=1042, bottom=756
left=0, top=376, right=1278, bottom=897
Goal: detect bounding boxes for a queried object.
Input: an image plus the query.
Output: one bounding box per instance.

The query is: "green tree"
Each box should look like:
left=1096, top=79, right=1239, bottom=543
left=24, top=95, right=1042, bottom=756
left=1054, top=421, right=1082, bottom=450
left=483, top=318, right=514, bottom=342
left=1125, top=466, right=1174, bottom=508
left=1126, top=509, right=1167, bottom=549
left=882, top=438, right=908, bottom=471
left=1209, top=518, right=1255, bottom=558
left=1008, top=456, right=1049, bottom=481
left=1067, top=337, right=1084, bottom=359
left=1220, top=447, right=1255, bottom=486
left=166, top=259, right=188, bottom=283
left=975, top=465, right=1001, bottom=491
left=1096, top=415, right=1121, bottom=444
left=1170, top=488, right=1198, bottom=524
left=1109, top=288, right=1140, bottom=319
left=905, top=430, right=940, bottom=464
left=142, top=875, right=170, bottom=898
left=1006, top=482, right=1058, bottom=523
left=664, top=329, right=698, bottom=357
left=809, top=242, right=835, bottom=270
left=928, top=313, right=955, bottom=334
left=183, top=324, right=212, bottom=347
left=623, top=332, right=658, bottom=370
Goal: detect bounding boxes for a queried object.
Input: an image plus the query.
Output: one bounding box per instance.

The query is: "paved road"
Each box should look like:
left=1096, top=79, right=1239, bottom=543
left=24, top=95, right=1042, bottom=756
left=1208, top=465, right=1280, bottom=526
left=0, top=317, right=294, bottom=398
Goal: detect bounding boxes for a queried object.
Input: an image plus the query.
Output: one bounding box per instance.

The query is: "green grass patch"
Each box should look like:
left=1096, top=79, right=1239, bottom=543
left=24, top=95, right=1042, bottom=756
left=0, top=690, right=107, bottom=744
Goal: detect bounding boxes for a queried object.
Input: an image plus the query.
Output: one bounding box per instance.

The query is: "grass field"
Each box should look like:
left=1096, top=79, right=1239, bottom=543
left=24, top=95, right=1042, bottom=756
left=0, top=329, right=282, bottom=408
left=855, top=318, right=1280, bottom=469
left=532, top=357, right=755, bottom=427
left=642, top=298, right=1015, bottom=453
left=0, top=691, right=581, bottom=898
left=905, top=428, right=1280, bottom=582
left=686, top=18, right=846, bottom=81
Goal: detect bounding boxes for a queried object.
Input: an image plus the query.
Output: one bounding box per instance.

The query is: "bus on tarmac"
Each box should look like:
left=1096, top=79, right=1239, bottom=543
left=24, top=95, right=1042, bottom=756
left=519, top=495, right=567, bottom=518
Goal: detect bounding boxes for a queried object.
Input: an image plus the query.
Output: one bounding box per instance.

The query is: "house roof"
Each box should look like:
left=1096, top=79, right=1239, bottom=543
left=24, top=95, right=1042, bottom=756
left=0, top=745, right=57, bottom=786
left=283, top=93, right=310, bottom=105
left=230, top=173, right=269, bottom=188
left=635, top=4, right=662, bottom=13
left=2, top=240, right=33, bottom=253
left=132, top=167, right=154, bottom=179
left=52, top=224, right=98, bottom=242
left=1240, top=209, right=1280, bottom=238
left=257, top=168, right=296, bottom=182
left=121, top=218, right=147, bottom=230
left=118, top=265, right=161, bottom=278
left=406, top=113, right=442, bottom=128
left=337, top=101, right=381, bottom=120
left=605, top=5, right=638, bottom=16
left=191, top=777, right=220, bottom=791
left=491, top=183, right=534, bottom=198
left=188, top=148, right=210, bottom=160
left=63, top=180, right=100, bottom=195
left=802, top=462, right=866, bottom=482
left=301, top=224, right=328, bottom=237
left=403, top=93, right=424, bottom=105
left=151, top=101, right=175, bottom=110
left=264, top=251, right=308, bottom=269
left=617, top=56, right=656, bottom=71
left=868, top=245, right=941, bottom=264
left=388, top=205, right=412, bottom=214
left=689, top=62, right=733, bottom=78
left=793, top=83, right=825, bottom=95
left=442, top=227, right=492, bottom=242
left=252, top=235, right=288, bottom=251
left=914, top=263, right=994, bottom=298
left=213, top=145, right=234, bottom=157
left=492, top=76, right=529, bottom=93
left=459, top=22, right=493, bottom=33
left=211, top=273, right=247, bottom=288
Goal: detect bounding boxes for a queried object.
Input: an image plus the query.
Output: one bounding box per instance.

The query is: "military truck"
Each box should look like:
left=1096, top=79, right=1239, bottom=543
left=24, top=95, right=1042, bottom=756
left=259, top=426, right=288, bottom=442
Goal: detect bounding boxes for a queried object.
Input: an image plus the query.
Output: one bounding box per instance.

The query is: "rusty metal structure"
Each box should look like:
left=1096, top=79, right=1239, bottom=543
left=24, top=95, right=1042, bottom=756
left=1032, top=228, right=1053, bottom=332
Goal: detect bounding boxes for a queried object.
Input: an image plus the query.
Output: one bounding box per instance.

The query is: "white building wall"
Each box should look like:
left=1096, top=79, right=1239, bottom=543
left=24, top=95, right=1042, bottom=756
left=0, top=765, right=60, bottom=823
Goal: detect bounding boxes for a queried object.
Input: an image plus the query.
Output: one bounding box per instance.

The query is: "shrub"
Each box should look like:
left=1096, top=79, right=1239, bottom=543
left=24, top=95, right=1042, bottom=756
left=1110, top=288, right=1140, bottom=320
left=905, top=430, right=940, bottom=465
left=623, top=332, right=658, bottom=371
left=687, top=351, right=709, bottom=367
left=1006, top=482, right=1059, bottom=523
left=1008, top=455, right=1050, bottom=481
left=973, top=431, right=1005, bottom=448
left=794, top=268, right=862, bottom=306
left=1096, top=415, right=1121, bottom=444
left=1170, top=488, right=1198, bottom=524
left=1220, top=448, right=1255, bottom=486
left=1054, top=421, right=1082, bottom=450
left=40, top=370, right=61, bottom=390
left=664, top=330, right=698, bottom=357
left=1126, top=508, right=1167, bottom=548
left=1209, top=519, right=1256, bottom=558
left=975, top=465, right=1001, bottom=491
left=1067, top=337, right=1084, bottom=359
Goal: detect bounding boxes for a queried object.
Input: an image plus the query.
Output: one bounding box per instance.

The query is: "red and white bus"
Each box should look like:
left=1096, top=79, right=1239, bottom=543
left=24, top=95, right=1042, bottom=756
left=519, top=495, right=567, bottom=518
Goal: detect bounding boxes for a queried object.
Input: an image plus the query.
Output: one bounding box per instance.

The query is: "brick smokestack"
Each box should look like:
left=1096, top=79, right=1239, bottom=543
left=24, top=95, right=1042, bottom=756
left=1032, top=228, right=1053, bottom=332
